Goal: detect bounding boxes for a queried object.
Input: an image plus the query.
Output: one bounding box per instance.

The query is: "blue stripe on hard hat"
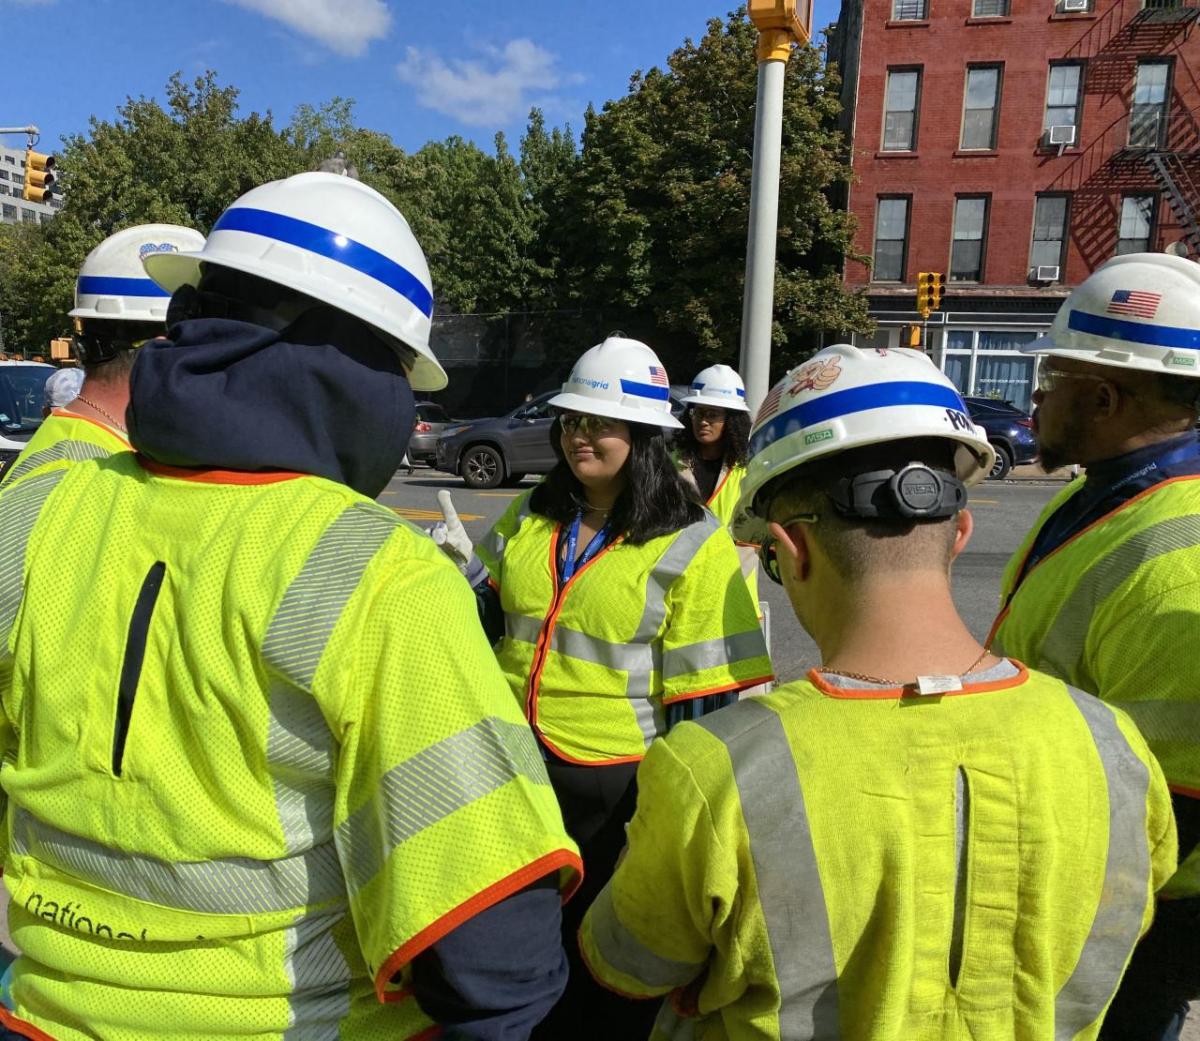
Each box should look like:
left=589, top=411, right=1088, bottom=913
left=737, top=388, right=746, bottom=397
left=691, top=382, right=704, bottom=390
left=212, top=207, right=435, bottom=318
left=77, top=276, right=170, bottom=298
left=750, top=381, right=967, bottom=457
left=1068, top=309, right=1200, bottom=351
left=620, top=379, right=670, bottom=401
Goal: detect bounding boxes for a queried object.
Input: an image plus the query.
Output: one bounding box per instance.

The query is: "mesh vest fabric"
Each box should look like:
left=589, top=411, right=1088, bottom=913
left=477, top=491, right=772, bottom=765
left=580, top=669, right=1177, bottom=1041
left=0, top=456, right=579, bottom=1041
left=993, top=476, right=1200, bottom=897
left=0, top=412, right=129, bottom=489
left=677, top=459, right=759, bottom=605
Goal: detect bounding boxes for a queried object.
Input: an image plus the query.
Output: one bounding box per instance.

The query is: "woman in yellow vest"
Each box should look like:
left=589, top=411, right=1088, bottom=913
left=465, top=336, right=772, bottom=1040
left=675, top=363, right=759, bottom=603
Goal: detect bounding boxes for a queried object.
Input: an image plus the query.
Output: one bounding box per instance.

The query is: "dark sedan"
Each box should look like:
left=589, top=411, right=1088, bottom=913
left=964, top=396, right=1038, bottom=480
left=407, top=401, right=456, bottom=466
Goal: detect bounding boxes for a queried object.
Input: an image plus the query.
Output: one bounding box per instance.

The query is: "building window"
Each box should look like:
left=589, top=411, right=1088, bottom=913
left=20, top=209, right=36, bottom=224
left=972, top=0, right=1010, bottom=14
left=0, top=170, right=8, bottom=181
left=951, top=196, right=990, bottom=281
left=0, top=186, right=7, bottom=197
left=1117, top=194, right=1156, bottom=254
left=873, top=197, right=911, bottom=282
left=1, top=203, right=15, bottom=220
left=1055, top=0, right=1093, bottom=10
left=883, top=69, right=921, bottom=151
left=1129, top=61, right=1170, bottom=148
left=961, top=66, right=1002, bottom=150
left=1030, top=195, right=1070, bottom=278
left=892, top=0, right=929, bottom=19
left=1043, top=63, right=1083, bottom=144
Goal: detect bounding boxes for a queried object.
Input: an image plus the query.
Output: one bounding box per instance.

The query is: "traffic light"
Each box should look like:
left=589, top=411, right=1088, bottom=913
left=916, top=271, right=944, bottom=318
left=22, top=150, right=55, bottom=203
left=905, top=323, right=923, bottom=348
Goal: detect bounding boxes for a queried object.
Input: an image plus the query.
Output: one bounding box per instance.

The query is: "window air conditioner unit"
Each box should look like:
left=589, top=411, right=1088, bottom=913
left=1047, top=124, right=1077, bottom=146
left=1061, top=0, right=1090, bottom=12
left=1035, top=265, right=1061, bottom=282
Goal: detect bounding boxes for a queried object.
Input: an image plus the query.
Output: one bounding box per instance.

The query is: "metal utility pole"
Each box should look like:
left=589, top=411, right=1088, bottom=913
left=0, top=126, right=40, bottom=145
left=740, top=2, right=810, bottom=416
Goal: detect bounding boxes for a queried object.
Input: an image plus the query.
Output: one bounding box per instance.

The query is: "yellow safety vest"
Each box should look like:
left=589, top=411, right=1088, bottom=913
left=581, top=666, right=1177, bottom=1041
left=676, top=457, right=759, bottom=606
left=477, top=493, right=772, bottom=765
left=992, top=474, right=1200, bottom=897
left=0, top=456, right=579, bottom=1041
left=0, top=410, right=129, bottom=487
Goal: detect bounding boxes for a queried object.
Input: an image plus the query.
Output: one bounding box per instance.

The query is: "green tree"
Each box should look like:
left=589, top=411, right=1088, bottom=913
left=562, top=8, right=871, bottom=377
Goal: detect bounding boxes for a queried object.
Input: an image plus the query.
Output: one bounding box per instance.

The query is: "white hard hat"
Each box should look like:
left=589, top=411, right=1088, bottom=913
left=731, top=344, right=995, bottom=544
left=681, top=363, right=749, bottom=412
left=70, top=224, right=206, bottom=324
left=141, top=172, right=446, bottom=392
left=1023, top=252, right=1200, bottom=378
left=549, top=337, right=683, bottom=429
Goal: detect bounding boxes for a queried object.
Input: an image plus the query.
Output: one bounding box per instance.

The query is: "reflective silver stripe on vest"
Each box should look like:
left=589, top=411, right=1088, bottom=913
left=698, top=699, right=840, bottom=1039
left=1119, top=699, right=1200, bottom=747
left=587, top=885, right=705, bottom=989
left=10, top=807, right=345, bottom=914
left=263, top=504, right=402, bottom=855
left=506, top=612, right=542, bottom=646
left=0, top=469, right=66, bottom=654
left=1037, top=515, right=1200, bottom=681
left=663, top=629, right=768, bottom=682
left=1, top=439, right=111, bottom=487
left=336, top=716, right=550, bottom=894
left=1054, top=688, right=1151, bottom=1040
left=283, top=908, right=352, bottom=1041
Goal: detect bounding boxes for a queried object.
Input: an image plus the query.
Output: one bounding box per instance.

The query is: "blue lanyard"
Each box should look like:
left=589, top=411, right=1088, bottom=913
left=561, top=511, right=611, bottom=583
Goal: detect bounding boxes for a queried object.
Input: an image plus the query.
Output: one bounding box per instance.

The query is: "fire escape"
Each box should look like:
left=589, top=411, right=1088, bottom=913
left=1131, top=0, right=1200, bottom=255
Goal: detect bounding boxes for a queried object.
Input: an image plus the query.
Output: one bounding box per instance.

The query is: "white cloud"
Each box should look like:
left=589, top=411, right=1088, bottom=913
left=396, top=39, right=575, bottom=127
left=222, top=0, right=391, bottom=57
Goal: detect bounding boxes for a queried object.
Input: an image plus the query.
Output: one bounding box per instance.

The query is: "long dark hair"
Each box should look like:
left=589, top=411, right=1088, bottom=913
left=675, top=407, right=752, bottom=470
left=530, top=419, right=704, bottom=544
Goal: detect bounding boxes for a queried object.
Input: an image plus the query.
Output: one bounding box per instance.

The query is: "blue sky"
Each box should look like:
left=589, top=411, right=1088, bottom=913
left=3, top=0, right=839, bottom=155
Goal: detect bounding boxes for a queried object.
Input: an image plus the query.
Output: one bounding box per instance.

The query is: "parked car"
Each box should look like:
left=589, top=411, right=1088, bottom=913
left=407, top=401, right=456, bottom=466
left=0, top=361, right=54, bottom=479
left=436, top=389, right=689, bottom=489
left=964, top=396, right=1038, bottom=480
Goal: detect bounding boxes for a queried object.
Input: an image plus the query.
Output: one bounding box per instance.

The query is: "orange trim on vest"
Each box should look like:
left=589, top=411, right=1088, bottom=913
left=808, top=661, right=1030, bottom=700
left=0, top=1008, right=59, bottom=1041
left=1170, top=784, right=1200, bottom=800
left=137, top=457, right=308, bottom=485
left=374, top=848, right=583, bottom=1003
left=52, top=409, right=131, bottom=448
left=992, top=475, right=1200, bottom=640
left=706, top=466, right=731, bottom=508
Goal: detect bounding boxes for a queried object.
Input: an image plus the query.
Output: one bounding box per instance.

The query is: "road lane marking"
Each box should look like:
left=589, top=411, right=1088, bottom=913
left=392, top=507, right=484, bottom=522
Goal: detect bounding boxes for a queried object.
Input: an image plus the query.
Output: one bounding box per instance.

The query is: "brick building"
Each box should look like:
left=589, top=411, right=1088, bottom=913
left=830, top=0, right=1200, bottom=410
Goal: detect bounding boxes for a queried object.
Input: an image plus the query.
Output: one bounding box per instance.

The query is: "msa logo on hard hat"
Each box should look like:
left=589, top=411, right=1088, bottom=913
left=138, top=242, right=181, bottom=259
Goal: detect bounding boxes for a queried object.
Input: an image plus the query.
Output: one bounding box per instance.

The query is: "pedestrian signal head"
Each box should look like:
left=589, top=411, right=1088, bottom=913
left=1022, top=253, right=1200, bottom=378
left=731, top=343, right=994, bottom=545
left=549, top=337, right=683, bottom=429
left=141, top=172, right=446, bottom=391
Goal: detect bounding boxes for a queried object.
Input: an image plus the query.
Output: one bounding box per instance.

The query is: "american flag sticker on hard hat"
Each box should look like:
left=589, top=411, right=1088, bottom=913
left=756, top=382, right=785, bottom=426
left=649, top=365, right=668, bottom=386
left=1106, top=290, right=1162, bottom=319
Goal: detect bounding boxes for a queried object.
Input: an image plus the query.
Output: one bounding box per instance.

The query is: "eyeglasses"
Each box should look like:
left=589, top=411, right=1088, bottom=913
left=759, top=513, right=819, bottom=585
left=1036, top=365, right=1111, bottom=394
left=559, top=412, right=620, bottom=438
left=690, top=406, right=727, bottom=423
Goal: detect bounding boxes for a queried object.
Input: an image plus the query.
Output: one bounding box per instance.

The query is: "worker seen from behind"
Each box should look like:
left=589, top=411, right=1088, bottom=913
left=675, top=363, right=759, bottom=600
left=580, top=343, right=1177, bottom=1040
left=1, top=224, right=204, bottom=487
left=991, top=252, right=1200, bottom=1041
left=0, top=171, right=580, bottom=1041
left=434, top=336, right=772, bottom=1040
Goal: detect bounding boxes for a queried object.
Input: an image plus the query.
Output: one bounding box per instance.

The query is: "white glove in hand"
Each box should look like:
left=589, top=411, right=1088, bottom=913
left=429, top=489, right=475, bottom=574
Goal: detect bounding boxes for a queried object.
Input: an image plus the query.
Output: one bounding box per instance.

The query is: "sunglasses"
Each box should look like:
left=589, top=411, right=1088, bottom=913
left=758, top=513, right=819, bottom=585
left=690, top=406, right=727, bottom=423
left=559, top=412, right=620, bottom=437
left=1035, top=365, right=1111, bottom=394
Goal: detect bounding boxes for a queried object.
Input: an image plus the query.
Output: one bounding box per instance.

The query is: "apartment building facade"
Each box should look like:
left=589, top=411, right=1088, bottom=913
left=830, top=0, right=1200, bottom=410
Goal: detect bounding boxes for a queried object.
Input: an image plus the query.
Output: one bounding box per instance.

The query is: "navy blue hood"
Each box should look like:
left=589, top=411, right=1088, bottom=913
left=127, top=316, right=414, bottom=499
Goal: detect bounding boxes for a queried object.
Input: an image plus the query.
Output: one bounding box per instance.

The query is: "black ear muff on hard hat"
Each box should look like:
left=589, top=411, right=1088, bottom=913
left=73, top=319, right=165, bottom=366
left=827, top=464, right=967, bottom=521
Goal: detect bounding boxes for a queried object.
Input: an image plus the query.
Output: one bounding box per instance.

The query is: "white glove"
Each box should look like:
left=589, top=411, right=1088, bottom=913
left=429, top=490, right=475, bottom=574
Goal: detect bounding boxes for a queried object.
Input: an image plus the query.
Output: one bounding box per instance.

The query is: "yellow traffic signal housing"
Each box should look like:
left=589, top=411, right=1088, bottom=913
left=916, top=271, right=945, bottom=319
left=747, top=0, right=812, bottom=44
left=22, top=150, right=56, bottom=203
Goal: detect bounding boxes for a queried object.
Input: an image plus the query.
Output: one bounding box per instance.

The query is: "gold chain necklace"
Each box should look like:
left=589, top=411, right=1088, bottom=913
left=73, top=395, right=126, bottom=433
left=821, top=647, right=994, bottom=687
